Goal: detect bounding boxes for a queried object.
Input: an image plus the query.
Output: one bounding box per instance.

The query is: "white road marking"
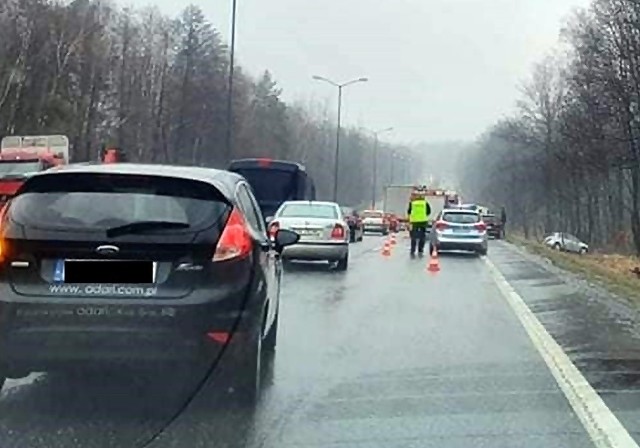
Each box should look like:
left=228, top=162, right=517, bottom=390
left=484, top=256, right=639, bottom=448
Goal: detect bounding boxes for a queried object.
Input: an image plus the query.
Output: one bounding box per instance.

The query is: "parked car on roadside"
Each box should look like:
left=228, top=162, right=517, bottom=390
left=269, top=201, right=350, bottom=270
left=543, top=232, right=589, bottom=254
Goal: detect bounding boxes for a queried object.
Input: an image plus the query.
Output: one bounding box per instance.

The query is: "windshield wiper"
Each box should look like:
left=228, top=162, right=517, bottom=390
left=106, top=220, right=190, bottom=238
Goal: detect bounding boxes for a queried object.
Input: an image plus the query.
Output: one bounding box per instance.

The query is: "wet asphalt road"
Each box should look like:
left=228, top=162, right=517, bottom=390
left=3, top=233, right=640, bottom=447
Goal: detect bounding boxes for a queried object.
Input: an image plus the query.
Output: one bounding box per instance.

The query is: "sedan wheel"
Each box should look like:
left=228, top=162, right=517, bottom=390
left=336, top=252, right=349, bottom=271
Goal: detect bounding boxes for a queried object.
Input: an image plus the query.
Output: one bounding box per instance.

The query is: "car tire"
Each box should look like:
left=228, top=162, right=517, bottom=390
left=580, top=247, right=588, bottom=255
left=336, top=252, right=349, bottom=271
left=264, top=309, right=279, bottom=352
left=233, top=325, right=263, bottom=406
left=553, top=243, right=561, bottom=251
left=477, top=247, right=487, bottom=256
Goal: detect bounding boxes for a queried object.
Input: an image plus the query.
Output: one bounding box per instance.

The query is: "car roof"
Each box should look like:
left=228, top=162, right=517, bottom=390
left=442, top=208, right=479, bottom=213
left=281, top=200, right=338, bottom=206
left=27, top=163, right=244, bottom=200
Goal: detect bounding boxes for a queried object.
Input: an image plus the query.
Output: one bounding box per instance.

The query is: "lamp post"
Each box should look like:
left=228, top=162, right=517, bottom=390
left=224, top=0, right=238, bottom=161
left=312, top=75, right=368, bottom=202
left=371, top=127, right=393, bottom=208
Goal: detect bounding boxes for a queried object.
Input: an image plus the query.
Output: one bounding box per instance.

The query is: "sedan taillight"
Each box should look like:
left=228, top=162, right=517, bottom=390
left=475, top=222, right=487, bottom=232
left=435, top=220, right=448, bottom=231
left=331, top=224, right=345, bottom=239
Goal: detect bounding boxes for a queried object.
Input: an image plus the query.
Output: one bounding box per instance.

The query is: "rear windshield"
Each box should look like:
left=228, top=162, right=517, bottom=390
left=278, top=203, right=337, bottom=219
left=234, top=168, right=298, bottom=202
left=442, top=212, right=480, bottom=224
left=362, top=211, right=383, bottom=218
left=8, top=173, right=228, bottom=232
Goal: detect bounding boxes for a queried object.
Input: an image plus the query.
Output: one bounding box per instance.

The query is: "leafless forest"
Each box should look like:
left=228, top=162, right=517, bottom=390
left=460, top=0, right=640, bottom=255
left=0, top=0, right=424, bottom=207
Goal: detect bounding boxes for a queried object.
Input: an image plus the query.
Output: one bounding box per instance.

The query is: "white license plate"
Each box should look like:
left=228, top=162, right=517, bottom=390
left=453, top=227, right=470, bottom=233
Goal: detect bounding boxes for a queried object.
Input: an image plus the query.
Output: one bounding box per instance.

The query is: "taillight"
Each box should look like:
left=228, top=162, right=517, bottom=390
left=331, top=224, right=345, bottom=239
left=268, top=221, right=280, bottom=238
left=213, top=208, right=253, bottom=262
left=475, top=222, right=487, bottom=232
left=435, top=220, right=448, bottom=231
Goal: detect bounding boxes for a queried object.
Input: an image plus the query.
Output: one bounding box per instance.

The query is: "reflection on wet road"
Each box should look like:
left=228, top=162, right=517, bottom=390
left=4, top=235, right=640, bottom=447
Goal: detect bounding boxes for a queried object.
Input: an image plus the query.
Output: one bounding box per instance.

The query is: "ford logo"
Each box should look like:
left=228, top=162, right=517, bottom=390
left=96, top=245, right=120, bottom=255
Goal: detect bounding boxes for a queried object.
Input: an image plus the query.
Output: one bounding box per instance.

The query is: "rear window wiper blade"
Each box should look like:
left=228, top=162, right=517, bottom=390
left=106, top=220, right=190, bottom=238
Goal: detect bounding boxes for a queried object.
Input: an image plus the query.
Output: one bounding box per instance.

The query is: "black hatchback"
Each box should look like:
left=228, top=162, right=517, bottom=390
left=0, top=163, right=299, bottom=403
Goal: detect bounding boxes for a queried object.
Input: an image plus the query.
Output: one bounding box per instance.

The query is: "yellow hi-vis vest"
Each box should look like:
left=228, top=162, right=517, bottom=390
left=409, top=199, right=429, bottom=223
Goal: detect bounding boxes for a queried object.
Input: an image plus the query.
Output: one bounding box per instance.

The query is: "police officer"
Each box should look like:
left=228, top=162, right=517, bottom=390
left=407, top=188, right=432, bottom=258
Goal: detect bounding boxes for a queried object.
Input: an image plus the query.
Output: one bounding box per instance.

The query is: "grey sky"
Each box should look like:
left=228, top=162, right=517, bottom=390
left=132, top=0, right=590, bottom=144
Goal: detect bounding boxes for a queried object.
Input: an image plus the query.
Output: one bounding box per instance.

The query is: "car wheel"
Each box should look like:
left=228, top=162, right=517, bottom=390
left=580, top=247, right=588, bottom=255
left=233, top=324, right=263, bottom=406
left=553, top=243, right=561, bottom=251
left=477, top=247, right=487, bottom=256
left=336, top=252, right=349, bottom=271
left=264, top=309, right=279, bottom=352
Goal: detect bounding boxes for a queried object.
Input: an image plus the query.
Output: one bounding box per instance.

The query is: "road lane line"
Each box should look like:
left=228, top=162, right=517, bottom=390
left=484, top=257, right=639, bottom=448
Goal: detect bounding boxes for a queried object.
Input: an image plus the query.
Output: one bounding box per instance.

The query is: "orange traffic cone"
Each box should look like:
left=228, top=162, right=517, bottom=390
left=381, top=240, right=392, bottom=257
left=390, top=234, right=397, bottom=245
left=427, top=247, right=440, bottom=273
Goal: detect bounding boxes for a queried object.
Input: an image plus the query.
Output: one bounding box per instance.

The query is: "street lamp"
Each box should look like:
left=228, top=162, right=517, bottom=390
left=225, top=0, right=238, bottom=161
left=312, top=75, right=368, bottom=202
left=371, top=127, right=393, bottom=208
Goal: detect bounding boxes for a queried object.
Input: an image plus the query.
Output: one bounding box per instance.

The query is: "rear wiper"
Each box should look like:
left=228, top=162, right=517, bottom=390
left=106, top=221, right=190, bottom=238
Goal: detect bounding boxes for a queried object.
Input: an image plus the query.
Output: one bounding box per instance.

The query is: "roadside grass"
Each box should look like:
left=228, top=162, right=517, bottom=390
left=506, top=233, right=640, bottom=304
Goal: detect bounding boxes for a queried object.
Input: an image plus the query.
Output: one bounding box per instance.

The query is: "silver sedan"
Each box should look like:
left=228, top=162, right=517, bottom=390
left=268, top=201, right=350, bottom=270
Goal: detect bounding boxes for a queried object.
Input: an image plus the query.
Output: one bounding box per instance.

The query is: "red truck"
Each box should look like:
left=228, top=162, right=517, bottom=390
left=0, top=135, right=70, bottom=205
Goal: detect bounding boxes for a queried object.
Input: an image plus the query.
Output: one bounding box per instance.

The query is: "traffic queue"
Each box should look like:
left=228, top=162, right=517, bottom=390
left=0, top=142, right=503, bottom=408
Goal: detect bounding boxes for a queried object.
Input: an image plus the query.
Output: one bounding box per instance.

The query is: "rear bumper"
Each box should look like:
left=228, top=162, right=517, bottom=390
left=282, top=242, right=348, bottom=261
left=364, top=224, right=387, bottom=232
left=434, top=235, right=487, bottom=251
left=0, top=290, right=260, bottom=373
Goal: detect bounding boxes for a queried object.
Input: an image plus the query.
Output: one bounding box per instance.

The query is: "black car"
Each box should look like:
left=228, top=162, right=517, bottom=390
left=0, top=163, right=299, bottom=403
left=483, top=213, right=504, bottom=239
left=227, top=158, right=316, bottom=221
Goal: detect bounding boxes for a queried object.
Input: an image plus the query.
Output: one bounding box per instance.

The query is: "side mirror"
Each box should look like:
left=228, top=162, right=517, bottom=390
left=274, top=229, right=299, bottom=252
left=265, top=216, right=274, bottom=224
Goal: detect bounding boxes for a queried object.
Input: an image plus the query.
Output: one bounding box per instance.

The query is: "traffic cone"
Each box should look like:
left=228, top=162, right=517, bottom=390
left=381, top=240, right=392, bottom=257
left=427, top=247, right=440, bottom=273
left=390, top=233, right=397, bottom=245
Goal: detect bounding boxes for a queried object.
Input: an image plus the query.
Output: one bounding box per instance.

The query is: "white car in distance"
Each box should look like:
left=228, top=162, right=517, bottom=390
left=267, top=201, right=350, bottom=270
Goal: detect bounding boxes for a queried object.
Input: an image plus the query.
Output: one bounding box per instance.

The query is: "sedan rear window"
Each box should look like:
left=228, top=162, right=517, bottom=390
left=9, top=173, right=229, bottom=232
left=279, top=203, right=337, bottom=219
left=442, top=212, right=480, bottom=224
left=362, top=211, right=383, bottom=218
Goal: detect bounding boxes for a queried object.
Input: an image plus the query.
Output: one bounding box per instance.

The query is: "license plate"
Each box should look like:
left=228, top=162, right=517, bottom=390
left=453, top=227, right=470, bottom=233
left=56, top=260, right=156, bottom=284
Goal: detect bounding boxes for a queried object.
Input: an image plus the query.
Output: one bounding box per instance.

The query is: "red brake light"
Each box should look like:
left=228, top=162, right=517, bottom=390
left=269, top=221, right=280, bottom=238
left=475, top=222, right=487, bottom=232
left=435, top=220, right=448, bottom=231
left=213, top=208, right=253, bottom=262
left=331, top=224, right=345, bottom=239
left=257, top=158, right=273, bottom=167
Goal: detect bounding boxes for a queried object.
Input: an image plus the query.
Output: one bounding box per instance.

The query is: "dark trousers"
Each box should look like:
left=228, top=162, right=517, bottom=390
left=410, top=223, right=427, bottom=254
